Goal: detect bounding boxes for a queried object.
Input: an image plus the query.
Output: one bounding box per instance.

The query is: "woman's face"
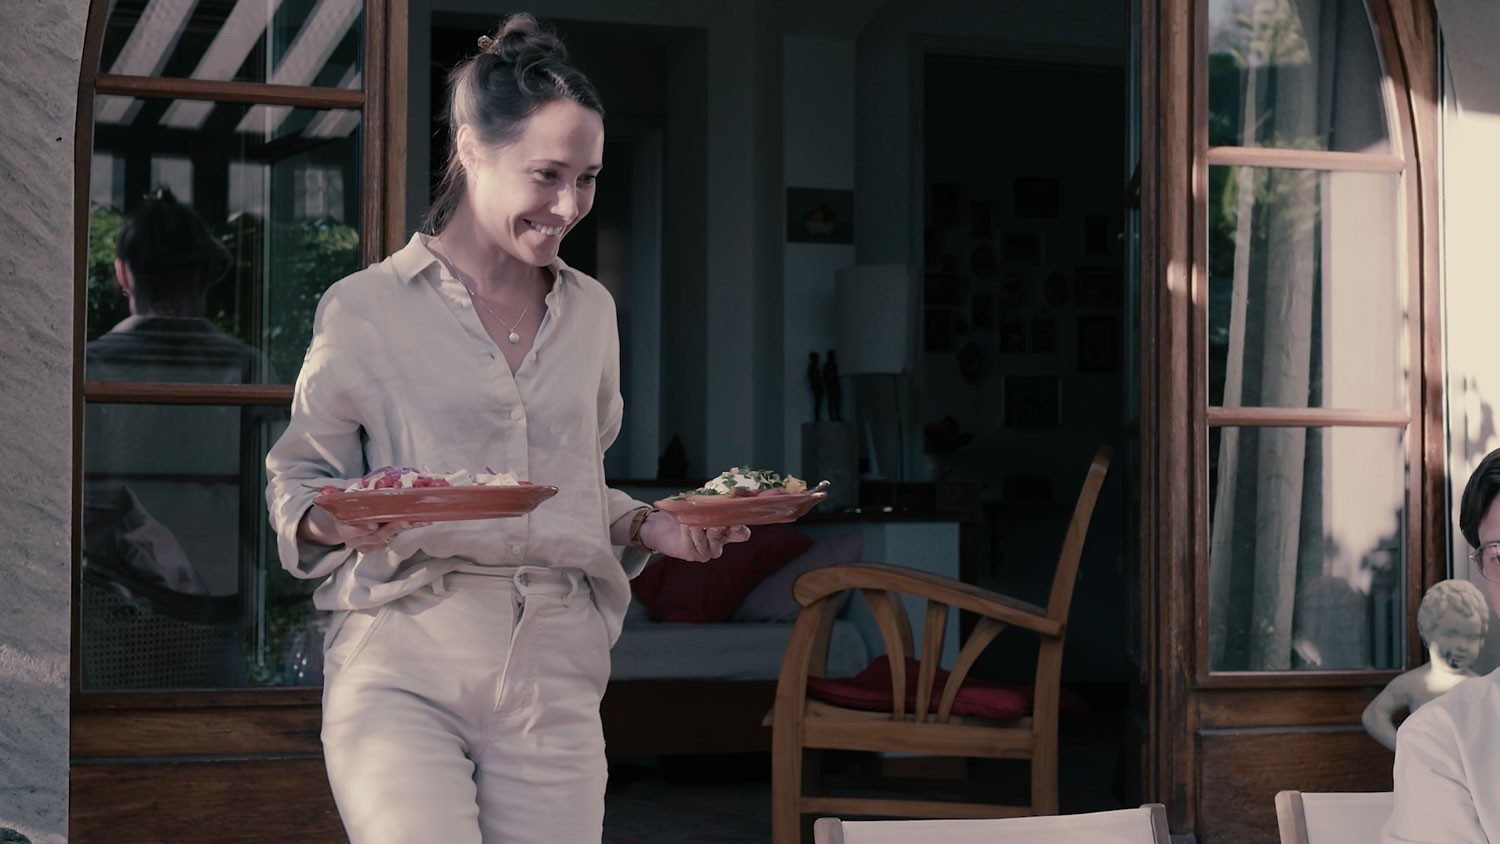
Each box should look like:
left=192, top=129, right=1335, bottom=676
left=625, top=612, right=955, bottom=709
left=461, top=99, right=604, bottom=267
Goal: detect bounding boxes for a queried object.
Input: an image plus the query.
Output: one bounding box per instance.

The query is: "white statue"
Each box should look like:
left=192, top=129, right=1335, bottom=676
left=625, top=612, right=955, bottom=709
left=1362, top=578, right=1490, bottom=751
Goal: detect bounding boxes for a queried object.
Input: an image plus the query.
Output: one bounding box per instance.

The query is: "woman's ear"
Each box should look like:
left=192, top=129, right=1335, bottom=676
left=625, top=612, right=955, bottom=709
left=114, top=258, right=135, bottom=298
left=454, top=123, right=479, bottom=174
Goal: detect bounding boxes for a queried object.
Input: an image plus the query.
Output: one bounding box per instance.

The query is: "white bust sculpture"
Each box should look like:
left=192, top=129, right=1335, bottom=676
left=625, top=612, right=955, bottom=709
left=1362, top=578, right=1490, bottom=751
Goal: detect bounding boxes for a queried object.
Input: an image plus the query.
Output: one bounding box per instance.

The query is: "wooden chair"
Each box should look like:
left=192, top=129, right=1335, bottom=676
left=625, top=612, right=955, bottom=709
left=770, top=446, right=1112, bottom=842
left=1274, top=790, right=1393, bottom=844
left=812, top=803, right=1171, bottom=843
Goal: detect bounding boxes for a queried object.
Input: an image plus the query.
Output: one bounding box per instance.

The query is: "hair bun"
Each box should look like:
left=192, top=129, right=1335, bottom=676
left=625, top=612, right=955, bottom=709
left=483, top=13, right=568, bottom=64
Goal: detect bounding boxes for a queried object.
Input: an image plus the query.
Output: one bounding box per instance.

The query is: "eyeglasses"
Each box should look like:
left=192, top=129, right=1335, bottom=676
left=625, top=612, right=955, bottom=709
left=1469, top=542, right=1500, bottom=581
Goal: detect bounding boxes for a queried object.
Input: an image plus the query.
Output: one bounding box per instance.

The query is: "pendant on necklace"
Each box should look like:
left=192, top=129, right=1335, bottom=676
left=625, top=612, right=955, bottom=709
left=508, top=330, right=521, bottom=343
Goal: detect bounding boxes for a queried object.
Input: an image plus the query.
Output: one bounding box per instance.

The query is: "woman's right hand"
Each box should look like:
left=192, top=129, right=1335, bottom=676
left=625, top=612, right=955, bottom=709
left=298, top=504, right=425, bottom=553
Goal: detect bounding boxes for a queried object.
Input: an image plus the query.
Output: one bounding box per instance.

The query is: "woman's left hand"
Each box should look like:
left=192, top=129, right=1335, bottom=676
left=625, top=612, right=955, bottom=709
left=638, top=510, right=751, bottom=561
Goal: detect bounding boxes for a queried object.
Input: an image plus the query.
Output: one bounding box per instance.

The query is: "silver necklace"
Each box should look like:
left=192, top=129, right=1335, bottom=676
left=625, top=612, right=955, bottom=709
left=432, top=244, right=531, bottom=343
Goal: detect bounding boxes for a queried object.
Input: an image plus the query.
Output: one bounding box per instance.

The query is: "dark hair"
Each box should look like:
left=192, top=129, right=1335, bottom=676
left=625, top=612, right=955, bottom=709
left=115, top=187, right=229, bottom=314
left=423, top=13, right=606, bottom=234
left=1459, top=447, right=1500, bottom=548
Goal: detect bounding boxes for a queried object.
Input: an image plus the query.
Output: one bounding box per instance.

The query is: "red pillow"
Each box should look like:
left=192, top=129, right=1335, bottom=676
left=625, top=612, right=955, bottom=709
left=806, top=656, right=1087, bottom=722
left=631, top=523, right=814, bottom=623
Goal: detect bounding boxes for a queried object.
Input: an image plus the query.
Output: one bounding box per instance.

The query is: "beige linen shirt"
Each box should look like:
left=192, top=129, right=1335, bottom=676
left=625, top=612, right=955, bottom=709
left=265, top=233, right=650, bottom=644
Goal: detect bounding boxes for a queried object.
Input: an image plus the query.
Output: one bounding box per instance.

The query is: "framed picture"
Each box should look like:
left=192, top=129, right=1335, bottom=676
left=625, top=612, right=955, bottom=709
left=1001, top=230, right=1045, bottom=265
left=1004, top=375, right=1061, bottom=427
left=997, top=317, right=1027, bottom=354
left=1031, top=316, right=1057, bottom=354
left=970, top=291, right=996, bottom=330
left=925, top=308, right=956, bottom=353
left=1075, top=266, right=1123, bottom=309
left=1043, top=271, right=1069, bottom=307
left=786, top=188, right=853, bottom=243
left=932, top=182, right=961, bottom=227
left=997, top=271, right=1031, bottom=308
left=1014, top=177, right=1060, bottom=218
left=1085, top=213, right=1110, bottom=255
left=971, top=200, right=993, bottom=238
left=925, top=273, right=963, bottom=307
left=1077, top=316, right=1120, bottom=372
left=970, top=243, right=996, bottom=278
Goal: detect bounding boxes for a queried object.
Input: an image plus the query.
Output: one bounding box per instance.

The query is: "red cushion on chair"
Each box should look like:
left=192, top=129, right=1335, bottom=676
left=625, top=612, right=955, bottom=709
left=630, top=523, right=814, bottom=623
left=806, top=656, right=1087, bottom=722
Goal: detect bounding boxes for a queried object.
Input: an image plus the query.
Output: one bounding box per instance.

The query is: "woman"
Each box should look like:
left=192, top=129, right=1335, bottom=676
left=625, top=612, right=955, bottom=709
left=265, top=15, right=748, bottom=843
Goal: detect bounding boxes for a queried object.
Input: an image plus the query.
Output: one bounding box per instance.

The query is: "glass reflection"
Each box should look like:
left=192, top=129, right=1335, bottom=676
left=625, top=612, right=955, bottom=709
left=1208, top=0, right=1390, bottom=154
left=1208, top=425, right=1406, bottom=671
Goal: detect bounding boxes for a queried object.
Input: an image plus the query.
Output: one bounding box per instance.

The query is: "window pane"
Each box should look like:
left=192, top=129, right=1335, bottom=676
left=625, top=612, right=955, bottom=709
left=1207, top=166, right=1405, bottom=409
left=80, top=403, right=325, bottom=690
left=100, top=0, right=363, bottom=88
left=1207, top=425, right=1406, bottom=671
left=86, top=95, right=362, bottom=385
left=1208, top=0, right=1391, bottom=153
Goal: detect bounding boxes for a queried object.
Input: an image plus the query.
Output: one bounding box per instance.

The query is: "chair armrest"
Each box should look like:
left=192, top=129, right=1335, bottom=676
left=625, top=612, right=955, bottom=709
left=793, top=563, right=1061, bottom=638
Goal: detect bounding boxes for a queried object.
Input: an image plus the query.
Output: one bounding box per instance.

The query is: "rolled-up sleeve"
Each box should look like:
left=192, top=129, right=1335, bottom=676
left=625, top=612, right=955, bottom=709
left=265, top=286, right=366, bottom=580
left=1383, top=706, right=1486, bottom=844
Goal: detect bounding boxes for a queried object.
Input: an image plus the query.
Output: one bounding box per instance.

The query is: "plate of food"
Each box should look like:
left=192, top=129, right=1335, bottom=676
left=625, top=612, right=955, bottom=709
left=313, top=466, right=558, bottom=525
left=654, top=467, right=830, bottom=528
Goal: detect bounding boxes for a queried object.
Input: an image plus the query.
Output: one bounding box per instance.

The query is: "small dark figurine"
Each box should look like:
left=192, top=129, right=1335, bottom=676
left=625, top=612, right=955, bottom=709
left=808, top=352, right=825, bottom=421
left=657, top=434, right=689, bottom=479
left=823, top=349, right=842, bottom=422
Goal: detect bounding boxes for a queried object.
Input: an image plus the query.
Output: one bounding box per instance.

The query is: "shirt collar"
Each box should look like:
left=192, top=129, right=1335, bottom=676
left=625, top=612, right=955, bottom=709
left=392, top=232, right=578, bottom=308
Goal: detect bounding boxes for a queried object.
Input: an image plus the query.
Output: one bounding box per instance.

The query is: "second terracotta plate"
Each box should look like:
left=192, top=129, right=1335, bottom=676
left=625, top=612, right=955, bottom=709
left=653, top=491, right=828, bottom=528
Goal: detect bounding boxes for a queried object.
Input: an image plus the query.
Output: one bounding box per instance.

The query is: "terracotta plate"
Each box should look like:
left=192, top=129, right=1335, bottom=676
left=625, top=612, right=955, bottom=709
left=315, top=484, right=559, bottom=525
left=653, top=491, right=828, bottom=528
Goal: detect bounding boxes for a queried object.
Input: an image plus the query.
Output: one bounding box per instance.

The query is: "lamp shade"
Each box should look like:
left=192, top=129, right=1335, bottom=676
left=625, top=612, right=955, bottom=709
left=835, top=264, right=913, bottom=375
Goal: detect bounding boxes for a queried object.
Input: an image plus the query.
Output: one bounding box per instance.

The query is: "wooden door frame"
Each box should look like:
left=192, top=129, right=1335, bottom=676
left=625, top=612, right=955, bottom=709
left=69, top=0, right=408, bottom=836
left=1138, top=0, right=1442, bottom=836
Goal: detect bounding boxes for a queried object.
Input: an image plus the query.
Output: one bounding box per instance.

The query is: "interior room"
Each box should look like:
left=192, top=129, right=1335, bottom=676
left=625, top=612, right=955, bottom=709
left=10, top=0, right=1491, bottom=842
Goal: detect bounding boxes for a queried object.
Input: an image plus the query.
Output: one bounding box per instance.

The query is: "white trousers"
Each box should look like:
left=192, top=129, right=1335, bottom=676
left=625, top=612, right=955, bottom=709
left=321, top=565, right=612, bottom=844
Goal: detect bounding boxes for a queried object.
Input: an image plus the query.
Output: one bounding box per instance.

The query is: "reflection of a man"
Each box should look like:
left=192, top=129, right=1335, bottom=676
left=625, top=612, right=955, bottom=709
left=82, top=189, right=276, bottom=687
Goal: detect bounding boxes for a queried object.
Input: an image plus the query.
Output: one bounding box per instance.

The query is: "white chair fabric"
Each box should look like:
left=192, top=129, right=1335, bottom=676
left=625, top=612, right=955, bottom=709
left=1276, top=791, right=1393, bottom=844
left=813, top=804, right=1171, bottom=844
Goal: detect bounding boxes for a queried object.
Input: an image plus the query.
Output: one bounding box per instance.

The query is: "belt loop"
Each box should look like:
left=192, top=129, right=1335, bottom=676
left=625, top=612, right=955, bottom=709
left=431, top=573, right=448, bottom=596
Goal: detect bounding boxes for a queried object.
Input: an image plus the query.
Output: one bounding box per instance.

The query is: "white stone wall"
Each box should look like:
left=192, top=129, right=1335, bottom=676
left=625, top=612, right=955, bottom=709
left=0, top=0, right=86, bottom=840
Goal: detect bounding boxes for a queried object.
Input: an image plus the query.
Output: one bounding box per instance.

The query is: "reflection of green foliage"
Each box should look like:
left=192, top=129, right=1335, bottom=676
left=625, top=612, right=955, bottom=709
left=1208, top=0, right=1329, bottom=150
left=87, top=203, right=129, bottom=339
left=85, top=205, right=360, bottom=375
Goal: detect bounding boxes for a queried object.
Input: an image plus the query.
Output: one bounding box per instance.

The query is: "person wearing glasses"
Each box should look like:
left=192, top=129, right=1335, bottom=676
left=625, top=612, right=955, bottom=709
left=1384, top=448, right=1500, bottom=843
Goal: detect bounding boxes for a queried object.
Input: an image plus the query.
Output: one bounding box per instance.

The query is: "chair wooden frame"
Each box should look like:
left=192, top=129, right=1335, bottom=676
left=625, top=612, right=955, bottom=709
left=770, top=447, right=1113, bottom=842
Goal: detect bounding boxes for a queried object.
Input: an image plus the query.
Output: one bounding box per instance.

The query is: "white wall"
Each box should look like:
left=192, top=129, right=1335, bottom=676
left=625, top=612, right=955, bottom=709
left=0, top=1, right=86, bottom=839
left=1434, top=0, right=1500, bottom=673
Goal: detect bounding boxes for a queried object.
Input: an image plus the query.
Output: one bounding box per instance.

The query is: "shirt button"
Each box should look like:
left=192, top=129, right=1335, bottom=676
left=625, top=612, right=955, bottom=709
left=510, top=408, right=524, bottom=421
left=510, top=543, right=523, bottom=555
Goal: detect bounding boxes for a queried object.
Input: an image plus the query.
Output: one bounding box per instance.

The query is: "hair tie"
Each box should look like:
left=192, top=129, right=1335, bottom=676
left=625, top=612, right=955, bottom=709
left=477, top=34, right=496, bottom=53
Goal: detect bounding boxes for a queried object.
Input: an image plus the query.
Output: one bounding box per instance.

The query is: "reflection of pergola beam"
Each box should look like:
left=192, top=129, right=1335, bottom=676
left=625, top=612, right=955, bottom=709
left=161, top=0, right=289, bottom=131
left=97, top=0, right=199, bottom=125
left=236, top=0, right=362, bottom=137
left=305, top=67, right=363, bottom=139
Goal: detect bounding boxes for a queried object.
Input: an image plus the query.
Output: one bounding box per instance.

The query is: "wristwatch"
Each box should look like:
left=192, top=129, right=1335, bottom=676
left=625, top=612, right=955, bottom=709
left=628, top=506, right=658, bottom=552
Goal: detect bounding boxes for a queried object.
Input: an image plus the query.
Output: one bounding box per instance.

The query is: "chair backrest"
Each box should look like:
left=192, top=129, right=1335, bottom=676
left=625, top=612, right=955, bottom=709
left=1275, top=791, right=1393, bottom=844
left=813, top=804, right=1171, bottom=844
left=1043, top=445, right=1112, bottom=623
